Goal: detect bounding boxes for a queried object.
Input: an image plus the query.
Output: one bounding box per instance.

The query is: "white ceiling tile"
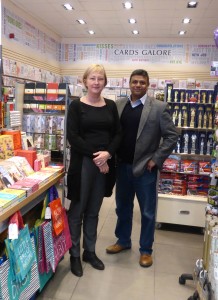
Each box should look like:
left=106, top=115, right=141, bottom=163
left=6, top=0, right=218, bottom=39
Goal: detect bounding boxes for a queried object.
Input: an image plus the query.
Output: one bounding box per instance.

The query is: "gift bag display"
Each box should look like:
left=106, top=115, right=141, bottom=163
left=53, top=208, right=72, bottom=268
left=0, top=234, right=40, bottom=300
left=35, top=185, right=72, bottom=273
left=42, top=186, right=72, bottom=271
left=34, top=226, right=53, bottom=292
left=35, top=193, right=52, bottom=275
left=5, top=212, right=35, bottom=284
left=36, top=224, right=46, bottom=274
left=34, top=192, right=54, bottom=291
left=49, top=186, right=64, bottom=236
left=42, top=221, right=55, bottom=272
left=43, top=208, right=72, bottom=272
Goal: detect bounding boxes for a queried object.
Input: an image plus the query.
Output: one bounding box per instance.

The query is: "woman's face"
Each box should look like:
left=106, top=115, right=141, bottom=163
left=85, top=71, right=105, bottom=94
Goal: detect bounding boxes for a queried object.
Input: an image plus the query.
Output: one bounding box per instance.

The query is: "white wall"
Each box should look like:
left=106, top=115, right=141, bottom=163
left=2, top=0, right=61, bottom=74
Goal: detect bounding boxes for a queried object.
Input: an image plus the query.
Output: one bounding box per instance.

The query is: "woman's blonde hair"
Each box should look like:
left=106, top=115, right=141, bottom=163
left=83, top=64, right=107, bottom=88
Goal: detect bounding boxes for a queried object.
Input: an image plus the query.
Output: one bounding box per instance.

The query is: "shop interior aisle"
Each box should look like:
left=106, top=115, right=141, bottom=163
left=37, top=193, right=203, bottom=300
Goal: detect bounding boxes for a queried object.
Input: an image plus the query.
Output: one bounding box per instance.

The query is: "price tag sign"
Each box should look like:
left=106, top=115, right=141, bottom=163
left=45, top=207, right=51, bottom=219
left=8, top=223, right=18, bottom=240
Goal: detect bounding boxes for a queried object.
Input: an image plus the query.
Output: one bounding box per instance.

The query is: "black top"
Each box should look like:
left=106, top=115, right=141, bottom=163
left=117, top=101, right=143, bottom=164
left=67, top=98, right=122, bottom=201
left=80, top=102, right=114, bottom=151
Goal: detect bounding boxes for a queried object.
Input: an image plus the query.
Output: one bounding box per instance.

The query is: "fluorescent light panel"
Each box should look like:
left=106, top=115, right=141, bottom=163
left=132, top=30, right=139, bottom=35
left=88, top=30, right=95, bottom=35
left=187, top=1, right=198, bottom=8
left=179, top=30, right=186, bottom=35
left=183, top=18, right=191, bottom=24
left=129, top=18, right=136, bottom=24
left=77, top=19, right=86, bottom=24
left=123, top=2, right=133, bottom=9
left=63, top=3, right=73, bottom=10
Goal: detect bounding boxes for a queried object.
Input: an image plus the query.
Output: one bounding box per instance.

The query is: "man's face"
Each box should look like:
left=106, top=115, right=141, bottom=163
left=129, top=75, right=149, bottom=101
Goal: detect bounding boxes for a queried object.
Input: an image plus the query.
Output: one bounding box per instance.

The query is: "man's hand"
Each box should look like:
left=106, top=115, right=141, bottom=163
left=147, top=159, right=156, bottom=172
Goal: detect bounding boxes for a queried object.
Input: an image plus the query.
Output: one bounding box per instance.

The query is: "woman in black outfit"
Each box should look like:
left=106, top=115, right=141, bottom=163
left=67, top=64, right=121, bottom=277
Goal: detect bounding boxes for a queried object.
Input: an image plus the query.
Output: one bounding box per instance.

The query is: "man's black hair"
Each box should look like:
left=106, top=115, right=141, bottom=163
left=129, top=69, right=149, bottom=84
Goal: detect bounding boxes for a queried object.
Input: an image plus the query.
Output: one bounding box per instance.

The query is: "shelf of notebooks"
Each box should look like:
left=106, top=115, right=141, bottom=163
left=0, top=155, right=64, bottom=232
left=0, top=172, right=64, bottom=226
left=23, top=102, right=65, bottom=114
left=24, top=82, right=68, bottom=102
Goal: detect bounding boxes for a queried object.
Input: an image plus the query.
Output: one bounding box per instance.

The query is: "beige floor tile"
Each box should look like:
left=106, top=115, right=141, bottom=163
left=154, top=272, right=196, bottom=300
left=154, top=243, right=203, bottom=275
left=37, top=255, right=80, bottom=300
left=70, top=264, right=155, bottom=300
left=155, top=228, right=204, bottom=249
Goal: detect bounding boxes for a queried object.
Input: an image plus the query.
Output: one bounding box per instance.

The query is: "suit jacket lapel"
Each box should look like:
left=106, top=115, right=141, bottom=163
left=116, top=98, right=128, bottom=117
left=137, top=97, right=152, bottom=139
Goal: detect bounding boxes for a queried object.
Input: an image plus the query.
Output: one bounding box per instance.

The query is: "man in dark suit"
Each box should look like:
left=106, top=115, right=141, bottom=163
left=106, top=69, right=178, bottom=267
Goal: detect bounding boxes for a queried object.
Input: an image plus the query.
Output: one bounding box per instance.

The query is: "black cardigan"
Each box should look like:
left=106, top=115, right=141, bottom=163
left=67, top=98, right=122, bottom=201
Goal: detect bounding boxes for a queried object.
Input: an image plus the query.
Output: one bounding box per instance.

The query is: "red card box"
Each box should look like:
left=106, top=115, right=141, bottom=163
left=15, top=150, right=37, bottom=169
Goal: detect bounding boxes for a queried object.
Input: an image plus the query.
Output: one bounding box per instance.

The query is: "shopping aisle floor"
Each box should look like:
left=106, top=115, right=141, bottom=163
left=37, top=194, right=203, bottom=300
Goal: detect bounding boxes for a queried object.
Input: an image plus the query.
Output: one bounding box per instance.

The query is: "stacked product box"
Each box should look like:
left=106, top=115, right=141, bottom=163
left=159, top=156, right=211, bottom=196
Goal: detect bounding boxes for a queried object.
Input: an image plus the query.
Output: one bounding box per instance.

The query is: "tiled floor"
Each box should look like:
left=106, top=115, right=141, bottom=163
left=37, top=194, right=204, bottom=300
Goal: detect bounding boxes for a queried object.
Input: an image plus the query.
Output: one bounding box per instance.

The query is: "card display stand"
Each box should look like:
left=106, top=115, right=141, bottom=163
left=22, top=83, right=69, bottom=161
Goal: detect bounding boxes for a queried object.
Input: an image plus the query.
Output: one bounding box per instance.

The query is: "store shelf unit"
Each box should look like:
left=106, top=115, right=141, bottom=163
left=156, top=193, right=207, bottom=228
left=157, top=84, right=216, bottom=228
left=0, top=172, right=64, bottom=233
left=21, top=83, right=69, bottom=162
left=178, top=85, right=218, bottom=300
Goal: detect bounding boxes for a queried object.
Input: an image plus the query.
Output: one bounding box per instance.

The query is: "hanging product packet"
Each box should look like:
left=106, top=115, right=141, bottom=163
left=0, top=232, right=40, bottom=300
left=48, top=185, right=64, bottom=236
left=34, top=191, right=54, bottom=291
left=5, top=211, right=36, bottom=283
left=35, top=185, right=72, bottom=273
left=46, top=186, right=72, bottom=270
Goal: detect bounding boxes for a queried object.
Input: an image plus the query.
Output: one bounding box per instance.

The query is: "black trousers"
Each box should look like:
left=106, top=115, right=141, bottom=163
left=68, top=157, right=105, bottom=257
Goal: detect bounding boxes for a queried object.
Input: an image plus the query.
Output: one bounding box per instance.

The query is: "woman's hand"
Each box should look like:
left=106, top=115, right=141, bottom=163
left=93, top=151, right=111, bottom=167
left=98, top=162, right=109, bottom=174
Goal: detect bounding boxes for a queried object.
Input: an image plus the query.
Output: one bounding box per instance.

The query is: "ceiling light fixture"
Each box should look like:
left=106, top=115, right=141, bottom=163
left=179, top=30, right=186, bottom=35
left=88, top=30, right=95, bottom=35
left=77, top=19, right=86, bottom=24
left=63, top=3, right=73, bottom=10
left=132, top=30, right=139, bottom=35
left=129, top=18, right=136, bottom=24
left=123, top=2, right=133, bottom=9
left=183, top=18, right=191, bottom=24
left=187, top=1, right=198, bottom=8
